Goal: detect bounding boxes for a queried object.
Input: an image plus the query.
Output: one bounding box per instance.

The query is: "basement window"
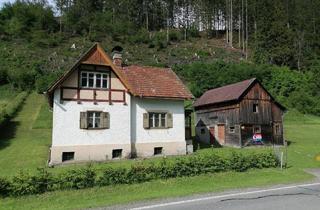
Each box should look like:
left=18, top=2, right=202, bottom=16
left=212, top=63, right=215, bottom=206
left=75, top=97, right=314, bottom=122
left=229, top=126, right=235, bottom=133
left=62, top=152, right=75, bottom=162
left=253, top=103, right=259, bottom=113
left=154, top=147, right=163, bottom=155
left=112, top=149, right=122, bottom=159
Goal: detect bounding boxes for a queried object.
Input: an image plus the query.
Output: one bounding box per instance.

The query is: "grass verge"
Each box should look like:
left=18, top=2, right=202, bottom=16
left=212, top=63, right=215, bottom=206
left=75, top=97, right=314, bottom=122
left=0, top=168, right=312, bottom=210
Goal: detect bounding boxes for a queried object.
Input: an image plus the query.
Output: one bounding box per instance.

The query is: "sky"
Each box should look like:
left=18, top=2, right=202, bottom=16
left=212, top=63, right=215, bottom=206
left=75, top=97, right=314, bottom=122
left=0, top=0, right=55, bottom=8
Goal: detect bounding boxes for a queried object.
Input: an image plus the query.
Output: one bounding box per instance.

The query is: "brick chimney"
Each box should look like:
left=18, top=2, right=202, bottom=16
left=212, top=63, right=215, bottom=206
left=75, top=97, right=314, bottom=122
left=111, top=46, right=123, bottom=67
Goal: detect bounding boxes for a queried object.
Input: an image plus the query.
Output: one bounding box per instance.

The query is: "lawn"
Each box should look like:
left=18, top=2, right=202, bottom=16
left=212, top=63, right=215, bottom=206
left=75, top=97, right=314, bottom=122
left=0, top=93, right=320, bottom=209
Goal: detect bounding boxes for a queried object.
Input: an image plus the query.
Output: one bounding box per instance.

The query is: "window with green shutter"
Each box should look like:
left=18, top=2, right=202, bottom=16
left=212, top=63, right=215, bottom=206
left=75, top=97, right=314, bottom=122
left=80, top=111, right=110, bottom=129
left=144, top=112, right=173, bottom=129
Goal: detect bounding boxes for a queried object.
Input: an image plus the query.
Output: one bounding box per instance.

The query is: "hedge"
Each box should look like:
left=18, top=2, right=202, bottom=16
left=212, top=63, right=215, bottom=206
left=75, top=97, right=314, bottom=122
left=0, top=151, right=279, bottom=197
left=0, top=91, right=28, bottom=126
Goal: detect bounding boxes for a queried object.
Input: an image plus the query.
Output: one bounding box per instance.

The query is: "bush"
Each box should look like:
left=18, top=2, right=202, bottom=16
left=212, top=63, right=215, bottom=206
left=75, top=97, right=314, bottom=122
left=0, top=177, right=11, bottom=197
left=97, top=167, right=127, bottom=186
left=59, top=165, right=96, bottom=189
left=0, top=151, right=279, bottom=197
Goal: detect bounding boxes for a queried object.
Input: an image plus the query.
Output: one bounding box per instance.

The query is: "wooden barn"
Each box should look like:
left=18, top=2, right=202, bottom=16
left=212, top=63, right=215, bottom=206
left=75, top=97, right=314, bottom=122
left=193, top=78, right=286, bottom=147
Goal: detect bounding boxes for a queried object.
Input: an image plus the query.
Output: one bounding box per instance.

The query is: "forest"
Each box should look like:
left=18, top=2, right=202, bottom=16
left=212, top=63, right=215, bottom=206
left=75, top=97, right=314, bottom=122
left=0, top=0, right=319, bottom=115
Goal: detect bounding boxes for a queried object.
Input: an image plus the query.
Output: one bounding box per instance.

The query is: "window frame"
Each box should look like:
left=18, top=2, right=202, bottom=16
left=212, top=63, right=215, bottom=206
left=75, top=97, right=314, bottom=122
left=87, top=111, right=102, bottom=129
left=80, top=71, right=109, bottom=89
left=112, top=149, right=123, bottom=159
left=253, top=103, right=259, bottom=113
left=154, top=147, right=163, bottom=156
left=229, top=126, right=235, bottom=133
left=253, top=125, right=261, bottom=134
left=62, top=152, right=75, bottom=162
left=275, top=124, right=281, bottom=135
left=148, top=112, right=167, bottom=129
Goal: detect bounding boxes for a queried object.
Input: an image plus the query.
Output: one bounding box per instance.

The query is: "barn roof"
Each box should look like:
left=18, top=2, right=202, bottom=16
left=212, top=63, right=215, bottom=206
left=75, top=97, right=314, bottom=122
left=193, top=78, right=256, bottom=107
left=193, top=78, right=285, bottom=110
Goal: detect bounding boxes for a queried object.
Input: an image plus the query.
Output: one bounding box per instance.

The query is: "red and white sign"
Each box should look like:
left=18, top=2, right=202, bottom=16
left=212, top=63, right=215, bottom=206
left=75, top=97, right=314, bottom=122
left=253, top=133, right=262, bottom=141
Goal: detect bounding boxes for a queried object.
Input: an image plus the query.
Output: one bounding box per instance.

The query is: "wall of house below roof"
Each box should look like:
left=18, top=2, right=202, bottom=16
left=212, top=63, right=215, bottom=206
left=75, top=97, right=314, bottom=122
left=131, top=97, right=186, bottom=145
left=52, top=89, right=131, bottom=148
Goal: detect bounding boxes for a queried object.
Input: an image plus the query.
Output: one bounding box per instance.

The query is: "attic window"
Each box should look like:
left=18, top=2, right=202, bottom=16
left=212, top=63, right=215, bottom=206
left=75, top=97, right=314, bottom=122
left=253, top=103, right=259, bottom=113
left=229, top=126, right=235, bottom=133
left=81, top=72, right=108, bottom=89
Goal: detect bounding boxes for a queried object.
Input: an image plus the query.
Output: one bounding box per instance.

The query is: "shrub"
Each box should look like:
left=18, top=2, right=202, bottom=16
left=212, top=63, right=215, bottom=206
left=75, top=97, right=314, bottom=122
left=59, top=165, right=96, bottom=189
left=31, top=168, right=55, bottom=194
left=0, top=151, right=279, bottom=197
left=0, top=177, right=11, bottom=197
left=11, top=171, right=36, bottom=196
left=97, top=167, right=127, bottom=186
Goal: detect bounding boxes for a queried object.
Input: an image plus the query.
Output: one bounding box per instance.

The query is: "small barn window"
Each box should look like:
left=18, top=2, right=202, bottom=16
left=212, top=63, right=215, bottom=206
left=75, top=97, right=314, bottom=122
left=112, top=149, right=122, bottom=159
left=200, top=128, right=206, bottom=134
left=62, top=152, right=74, bottom=162
left=253, top=103, right=259, bottom=113
left=154, top=147, right=163, bottom=155
left=275, top=124, right=281, bottom=135
left=229, top=126, right=235, bottom=133
left=253, top=125, right=261, bottom=133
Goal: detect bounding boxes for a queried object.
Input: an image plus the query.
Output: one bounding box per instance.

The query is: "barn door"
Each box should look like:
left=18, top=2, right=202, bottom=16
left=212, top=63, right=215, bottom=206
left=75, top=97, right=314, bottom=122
left=218, top=124, right=225, bottom=144
left=209, top=127, right=215, bottom=144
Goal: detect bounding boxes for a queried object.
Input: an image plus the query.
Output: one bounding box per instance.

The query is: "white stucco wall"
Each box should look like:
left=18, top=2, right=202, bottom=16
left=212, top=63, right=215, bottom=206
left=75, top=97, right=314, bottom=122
left=131, top=97, right=185, bottom=144
left=52, top=89, right=131, bottom=147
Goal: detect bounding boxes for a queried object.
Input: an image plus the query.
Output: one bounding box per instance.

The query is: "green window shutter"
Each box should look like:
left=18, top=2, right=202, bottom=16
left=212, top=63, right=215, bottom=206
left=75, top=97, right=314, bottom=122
left=80, top=112, right=88, bottom=129
left=101, top=112, right=110, bottom=129
left=166, top=113, right=173, bottom=128
left=143, top=113, right=149, bottom=129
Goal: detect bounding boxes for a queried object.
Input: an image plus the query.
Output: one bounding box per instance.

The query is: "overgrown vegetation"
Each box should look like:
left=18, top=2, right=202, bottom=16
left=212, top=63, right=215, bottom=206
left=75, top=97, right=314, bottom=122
left=0, top=1, right=319, bottom=116
left=0, top=150, right=278, bottom=197
left=174, top=62, right=320, bottom=115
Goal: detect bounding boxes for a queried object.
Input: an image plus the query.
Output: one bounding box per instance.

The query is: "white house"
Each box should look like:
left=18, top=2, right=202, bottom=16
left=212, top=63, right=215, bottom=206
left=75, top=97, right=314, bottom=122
left=46, top=43, right=194, bottom=165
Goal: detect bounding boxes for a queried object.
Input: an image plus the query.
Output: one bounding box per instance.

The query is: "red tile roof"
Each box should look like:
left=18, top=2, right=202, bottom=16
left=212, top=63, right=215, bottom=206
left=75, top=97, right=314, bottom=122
left=120, top=65, right=194, bottom=99
left=193, top=78, right=256, bottom=107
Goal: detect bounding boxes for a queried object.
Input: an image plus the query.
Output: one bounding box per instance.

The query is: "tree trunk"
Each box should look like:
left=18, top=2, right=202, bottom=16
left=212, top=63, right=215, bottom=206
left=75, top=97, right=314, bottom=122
left=230, top=0, right=233, bottom=47
left=245, top=0, right=248, bottom=60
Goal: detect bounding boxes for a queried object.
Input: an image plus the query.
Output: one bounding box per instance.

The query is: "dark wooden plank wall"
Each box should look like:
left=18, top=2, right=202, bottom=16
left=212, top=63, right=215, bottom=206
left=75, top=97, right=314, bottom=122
left=225, top=125, right=241, bottom=146
left=195, top=103, right=240, bottom=126
left=240, top=83, right=273, bottom=125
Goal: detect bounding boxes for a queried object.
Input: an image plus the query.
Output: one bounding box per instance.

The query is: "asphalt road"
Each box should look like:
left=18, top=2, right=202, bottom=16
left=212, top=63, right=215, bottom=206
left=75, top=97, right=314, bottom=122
left=101, top=182, right=320, bottom=210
